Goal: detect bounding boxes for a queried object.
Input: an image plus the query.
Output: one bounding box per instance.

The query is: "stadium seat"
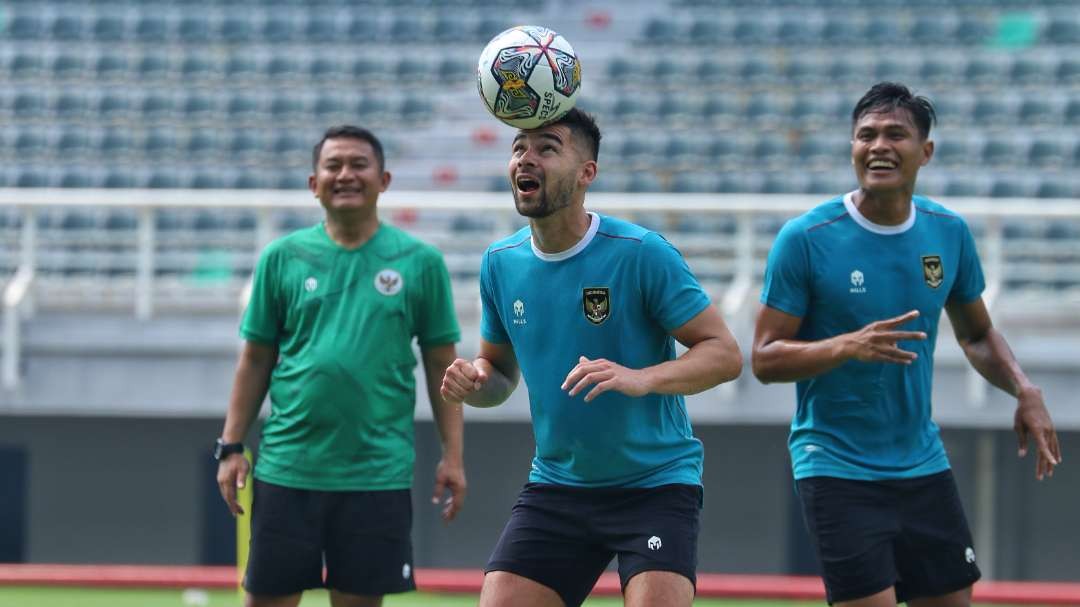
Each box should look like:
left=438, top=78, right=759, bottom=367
left=432, top=16, right=467, bottom=42
left=1057, top=58, right=1080, bottom=85
left=8, top=15, right=45, bottom=40
left=51, top=54, right=86, bottom=80
left=744, top=94, right=784, bottom=126
left=972, top=97, right=1012, bottom=126
left=263, top=17, right=298, bottom=43
left=909, top=16, right=953, bottom=43
left=51, top=15, right=85, bottom=40
left=269, top=94, right=305, bottom=121
left=226, top=93, right=262, bottom=121
left=981, top=137, right=1019, bottom=168
left=308, top=57, right=344, bottom=79
left=189, top=172, right=226, bottom=190
left=14, top=131, right=47, bottom=157
left=776, top=17, right=820, bottom=46
left=695, top=59, right=736, bottom=87
left=396, top=58, right=429, bottom=82
left=437, top=57, right=472, bottom=84
left=1018, top=98, right=1057, bottom=126
left=739, top=57, right=774, bottom=85
left=611, top=97, right=649, bottom=124
left=964, top=56, right=1010, bottom=86
left=1042, top=16, right=1080, bottom=45
left=98, top=129, right=133, bottom=159
left=784, top=57, right=827, bottom=87
left=183, top=93, right=218, bottom=121
left=399, top=96, right=433, bottom=123
left=644, top=18, right=680, bottom=44
left=228, top=131, right=265, bottom=159
left=933, top=139, right=971, bottom=167
left=224, top=56, right=259, bottom=82
left=387, top=16, right=426, bottom=42
left=656, top=95, right=695, bottom=125
left=651, top=58, right=685, bottom=88
left=142, top=129, right=179, bottom=159
left=989, top=179, right=1029, bottom=198
left=140, top=94, right=175, bottom=121
left=954, top=17, right=991, bottom=45
left=102, top=171, right=136, bottom=189
left=919, top=57, right=962, bottom=85
left=146, top=171, right=182, bottom=189
left=625, top=172, right=662, bottom=193
left=136, top=54, right=171, bottom=81
left=862, top=17, right=903, bottom=42
left=177, top=16, right=211, bottom=42
left=752, top=139, right=788, bottom=168
left=734, top=18, right=772, bottom=46
left=181, top=55, right=217, bottom=82
left=185, top=131, right=220, bottom=159
left=355, top=95, right=391, bottom=122
left=96, top=93, right=131, bottom=121
left=134, top=15, right=168, bottom=42
left=820, top=16, right=858, bottom=46
left=311, top=94, right=348, bottom=120
left=943, top=178, right=981, bottom=197
left=219, top=16, right=254, bottom=43
left=10, top=53, right=44, bottom=79
left=874, top=57, right=919, bottom=83
left=1063, top=100, right=1080, bottom=125
left=93, top=15, right=126, bottom=42
left=669, top=172, right=718, bottom=193
left=58, top=170, right=95, bottom=188
left=1035, top=179, right=1075, bottom=199
left=305, top=16, right=341, bottom=42
left=95, top=54, right=129, bottom=80
left=54, top=93, right=90, bottom=119
left=346, top=16, right=377, bottom=41
left=265, top=55, right=301, bottom=80
left=1010, top=57, right=1054, bottom=85
left=13, top=92, right=46, bottom=119
left=57, top=129, right=93, bottom=156
left=15, top=170, right=49, bottom=188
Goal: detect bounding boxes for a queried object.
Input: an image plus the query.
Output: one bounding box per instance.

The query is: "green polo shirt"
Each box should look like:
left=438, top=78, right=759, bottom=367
left=241, top=222, right=460, bottom=491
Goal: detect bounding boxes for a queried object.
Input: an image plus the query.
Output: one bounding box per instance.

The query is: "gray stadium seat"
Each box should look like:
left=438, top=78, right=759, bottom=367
left=954, top=17, right=991, bottom=45
left=224, top=56, right=259, bottom=82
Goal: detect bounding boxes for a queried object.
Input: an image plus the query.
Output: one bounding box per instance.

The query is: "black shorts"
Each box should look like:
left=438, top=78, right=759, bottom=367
left=485, top=482, right=702, bottom=607
left=243, top=479, right=416, bottom=597
left=797, top=470, right=981, bottom=604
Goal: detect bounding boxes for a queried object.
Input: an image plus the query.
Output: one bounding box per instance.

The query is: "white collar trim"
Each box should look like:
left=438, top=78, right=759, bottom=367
left=532, top=212, right=600, bottom=262
left=843, top=191, right=916, bottom=235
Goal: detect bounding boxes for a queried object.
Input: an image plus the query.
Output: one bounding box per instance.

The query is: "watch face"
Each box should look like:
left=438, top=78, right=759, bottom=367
left=213, top=440, right=223, bottom=460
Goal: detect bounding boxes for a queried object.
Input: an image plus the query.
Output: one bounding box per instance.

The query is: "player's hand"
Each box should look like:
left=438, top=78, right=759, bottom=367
left=1014, top=387, right=1062, bottom=480
left=432, top=456, right=467, bottom=523
left=845, top=310, right=927, bottom=364
left=441, top=358, right=488, bottom=404
left=216, top=453, right=250, bottom=516
left=562, top=356, right=650, bottom=403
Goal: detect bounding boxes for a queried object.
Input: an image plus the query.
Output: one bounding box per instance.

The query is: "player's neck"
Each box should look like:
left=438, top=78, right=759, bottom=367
left=530, top=207, right=592, bottom=254
left=324, top=212, right=380, bottom=250
left=853, top=187, right=913, bottom=226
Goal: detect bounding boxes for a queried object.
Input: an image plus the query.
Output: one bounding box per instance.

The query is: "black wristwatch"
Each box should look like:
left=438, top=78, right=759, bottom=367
left=213, top=438, right=245, bottom=461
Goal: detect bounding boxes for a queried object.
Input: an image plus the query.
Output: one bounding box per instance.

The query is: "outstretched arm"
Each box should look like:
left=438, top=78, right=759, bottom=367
left=421, top=342, right=466, bottom=522
left=562, top=304, right=742, bottom=402
left=217, top=340, right=277, bottom=516
left=752, top=306, right=927, bottom=384
left=946, top=297, right=1062, bottom=479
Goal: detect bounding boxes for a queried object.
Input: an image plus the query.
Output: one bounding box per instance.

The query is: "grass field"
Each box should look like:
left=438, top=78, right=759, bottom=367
left=0, top=587, right=1032, bottom=607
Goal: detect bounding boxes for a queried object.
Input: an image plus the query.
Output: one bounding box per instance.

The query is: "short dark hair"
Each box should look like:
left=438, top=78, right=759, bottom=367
left=547, top=108, right=601, bottom=162
left=312, top=125, right=385, bottom=171
left=851, top=82, right=937, bottom=139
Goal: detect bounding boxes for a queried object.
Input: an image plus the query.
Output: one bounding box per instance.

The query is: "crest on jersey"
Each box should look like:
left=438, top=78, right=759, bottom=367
left=922, top=255, right=943, bottom=289
left=374, top=269, right=403, bottom=296
left=583, top=287, right=610, bottom=325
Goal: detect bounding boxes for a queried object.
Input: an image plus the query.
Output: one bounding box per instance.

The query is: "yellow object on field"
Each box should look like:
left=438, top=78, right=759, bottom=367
left=236, top=448, right=254, bottom=594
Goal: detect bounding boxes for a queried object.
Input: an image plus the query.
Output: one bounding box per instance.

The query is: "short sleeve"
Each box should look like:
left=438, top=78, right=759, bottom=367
left=240, top=246, right=282, bottom=344
left=759, top=220, right=811, bottom=318
left=414, top=247, right=461, bottom=347
left=639, top=232, right=711, bottom=332
left=948, top=218, right=986, bottom=304
left=479, top=250, right=510, bottom=344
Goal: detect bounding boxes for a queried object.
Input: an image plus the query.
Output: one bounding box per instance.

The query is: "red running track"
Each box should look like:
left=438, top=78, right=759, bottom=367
left=1, top=565, right=1078, bottom=605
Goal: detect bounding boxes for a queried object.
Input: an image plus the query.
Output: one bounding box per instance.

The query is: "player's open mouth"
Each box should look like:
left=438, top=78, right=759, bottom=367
left=516, top=175, right=541, bottom=194
left=866, top=159, right=897, bottom=172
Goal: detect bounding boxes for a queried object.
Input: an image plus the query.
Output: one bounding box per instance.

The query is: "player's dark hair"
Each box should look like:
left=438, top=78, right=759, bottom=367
left=852, top=82, right=937, bottom=139
left=550, top=108, right=601, bottom=162
left=312, top=125, right=385, bottom=171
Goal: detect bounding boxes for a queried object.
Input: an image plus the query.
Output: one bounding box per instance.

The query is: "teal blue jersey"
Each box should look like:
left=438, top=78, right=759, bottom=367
left=761, top=193, right=985, bottom=481
left=480, top=213, right=711, bottom=488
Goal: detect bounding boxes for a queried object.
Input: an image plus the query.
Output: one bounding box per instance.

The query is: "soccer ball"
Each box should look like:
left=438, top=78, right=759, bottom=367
left=477, top=25, right=582, bottom=129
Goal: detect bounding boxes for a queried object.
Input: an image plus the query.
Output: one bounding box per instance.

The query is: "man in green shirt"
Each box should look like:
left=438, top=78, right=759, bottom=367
left=215, top=125, right=466, bottom=607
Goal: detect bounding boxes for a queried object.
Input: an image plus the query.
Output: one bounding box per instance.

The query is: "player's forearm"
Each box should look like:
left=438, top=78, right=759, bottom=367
left=752, top=335, right=852, bottom=383
left=959, top=327, right=1037, bottom=398
left=429, top=386, right=465, bottom=461
left=646, top=336, right=743, bottom=395
left=220, top=354, right=274, bottom=443
left=463, top=356, right=518, bottom=408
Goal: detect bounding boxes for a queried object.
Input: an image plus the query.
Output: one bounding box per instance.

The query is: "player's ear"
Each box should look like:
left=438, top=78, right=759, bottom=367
left=579, top=160, right=597, bottom=188
left=308, top=174, right=318, bottom=196
left=380, top=170, right=392, bottom=192
left=920, top=139, right=934, bottom=166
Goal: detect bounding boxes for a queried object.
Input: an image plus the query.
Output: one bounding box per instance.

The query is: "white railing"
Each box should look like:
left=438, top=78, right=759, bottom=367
left=2, top=188, right=1080, bottom=390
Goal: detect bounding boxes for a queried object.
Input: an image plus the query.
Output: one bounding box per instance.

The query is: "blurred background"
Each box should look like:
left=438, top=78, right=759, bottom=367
left=0, top=0, right=1078, bottom=590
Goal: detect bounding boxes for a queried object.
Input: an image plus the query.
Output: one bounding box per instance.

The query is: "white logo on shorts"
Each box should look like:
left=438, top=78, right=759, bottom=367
left=965, top=547, right=976, bottom=563
left=647, top=536, right=662, bottom=551
left=402, top=563, right=411, bottom=579
left=304, top=277, right=318, bottom=292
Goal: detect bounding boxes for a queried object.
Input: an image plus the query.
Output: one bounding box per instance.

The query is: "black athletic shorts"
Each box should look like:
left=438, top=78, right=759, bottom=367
left=485, top=482, right=702, bottom=607
left=796, top=470, right=981, bottom=604
left=243, top=479, right=416, bottom=597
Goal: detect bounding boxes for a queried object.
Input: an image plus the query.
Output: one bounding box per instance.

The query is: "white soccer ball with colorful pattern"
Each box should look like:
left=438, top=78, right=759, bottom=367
left=477, top=26, right=582, bottom=129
